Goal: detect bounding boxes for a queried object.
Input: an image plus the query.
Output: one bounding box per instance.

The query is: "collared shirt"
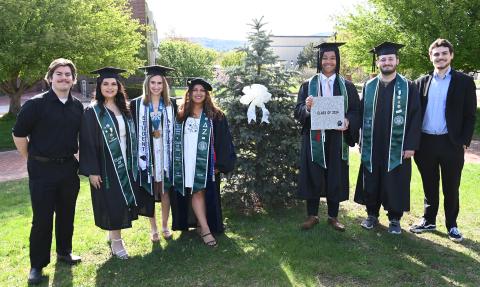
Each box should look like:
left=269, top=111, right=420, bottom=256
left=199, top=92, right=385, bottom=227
left=422, top=67, right=451, bottom=134
left=320, top=73, right=336, bottom=97
left=12, top=89, right=84, bottom=158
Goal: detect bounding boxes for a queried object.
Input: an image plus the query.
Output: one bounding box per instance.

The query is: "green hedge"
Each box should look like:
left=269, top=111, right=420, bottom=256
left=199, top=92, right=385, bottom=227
left=0, top=113, right=16, bottom=151
left=125, top=84, right=143, bottom=100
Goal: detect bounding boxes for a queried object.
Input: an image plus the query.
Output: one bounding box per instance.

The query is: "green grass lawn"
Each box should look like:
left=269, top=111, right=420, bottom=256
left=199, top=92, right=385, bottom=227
left=0, top=113, right=15, bottom=151
left=1, top=154, right=479, bottom=286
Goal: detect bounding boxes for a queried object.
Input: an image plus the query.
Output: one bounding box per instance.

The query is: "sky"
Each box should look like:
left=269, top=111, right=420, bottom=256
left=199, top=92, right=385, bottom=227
left=148, top=0, right=365, bottom=40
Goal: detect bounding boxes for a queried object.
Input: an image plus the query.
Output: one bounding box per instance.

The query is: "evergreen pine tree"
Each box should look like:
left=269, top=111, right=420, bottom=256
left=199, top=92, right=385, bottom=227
left=216, top=18, right=300, bottom=210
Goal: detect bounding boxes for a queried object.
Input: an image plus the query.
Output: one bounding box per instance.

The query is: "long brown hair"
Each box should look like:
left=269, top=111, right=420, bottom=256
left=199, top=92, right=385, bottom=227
left=177, top=85, right=223, bottom=122
left=94, top=77, right=131, bottom=117
left=141, top=74, right=171, bottom=106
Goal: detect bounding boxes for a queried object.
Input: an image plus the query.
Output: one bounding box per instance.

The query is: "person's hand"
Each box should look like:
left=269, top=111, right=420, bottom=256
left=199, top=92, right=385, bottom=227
left=89, top=175, right=102, bottom=189
left=305, top=96, right=313, bottom=111
left=336, top=118, right=349, bottom=131
left=403, top=150, right=415, bottom=159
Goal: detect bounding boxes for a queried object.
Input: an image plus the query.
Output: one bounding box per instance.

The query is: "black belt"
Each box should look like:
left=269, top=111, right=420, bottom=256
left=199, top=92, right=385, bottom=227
left=31, top=155, right=74, bottom=164
left=422, top=132, right=449, bottom=138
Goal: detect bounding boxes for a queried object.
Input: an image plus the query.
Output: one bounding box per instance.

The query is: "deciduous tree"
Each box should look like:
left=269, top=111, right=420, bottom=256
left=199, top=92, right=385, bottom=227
left=0, top=0, right=145, bottom=115
left=156, top=39, right=217, bottom=86
left=335, top=1, right=479, bottom=78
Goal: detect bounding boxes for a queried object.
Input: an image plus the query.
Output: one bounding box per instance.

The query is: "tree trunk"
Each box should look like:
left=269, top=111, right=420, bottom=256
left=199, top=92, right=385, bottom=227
left=7, top=90, right=24, bottom=116
left=1, top=77, right=26, bottom=116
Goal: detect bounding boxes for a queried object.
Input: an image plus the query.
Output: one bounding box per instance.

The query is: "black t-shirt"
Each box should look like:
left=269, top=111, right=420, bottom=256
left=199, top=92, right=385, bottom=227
left=12, top=89, right=84, bottom=158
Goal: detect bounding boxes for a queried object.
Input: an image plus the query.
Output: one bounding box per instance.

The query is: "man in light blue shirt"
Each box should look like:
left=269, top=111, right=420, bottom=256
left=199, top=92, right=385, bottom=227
left=421, top=67, right=451, bottom=134
left=411, top=39, right=477, bottom=242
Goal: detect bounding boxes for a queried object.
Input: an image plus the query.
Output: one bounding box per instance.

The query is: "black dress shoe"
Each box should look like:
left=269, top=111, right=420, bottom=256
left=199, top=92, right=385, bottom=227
left=57, top=253, right=82, bottom=265
left=28, top=268, right=43, bottom=285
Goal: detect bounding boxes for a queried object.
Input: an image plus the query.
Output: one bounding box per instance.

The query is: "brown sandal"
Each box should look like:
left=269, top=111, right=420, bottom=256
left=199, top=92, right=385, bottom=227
left=150, top=231, right=160, bottom=242
left=201, top=232, right=217, bottom=247
left=162, top=228, right=173, bottom=240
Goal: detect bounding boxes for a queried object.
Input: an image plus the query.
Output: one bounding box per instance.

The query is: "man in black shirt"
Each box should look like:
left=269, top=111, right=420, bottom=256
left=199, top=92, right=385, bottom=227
left=12, top=58, right=84, bottom=285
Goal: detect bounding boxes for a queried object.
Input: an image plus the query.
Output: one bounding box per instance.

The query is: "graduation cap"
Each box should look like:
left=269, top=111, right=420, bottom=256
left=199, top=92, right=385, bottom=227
left=187, top=78, right=212, bottom=91
left=314, top=42, right=346, bottom=52
left=139, top=65, right=175, bottom=76
left=370, top=42, right=405, bottom=72
left=314, top=42, right=346, bottom=74
left=90, top=67, right=127, bottom=79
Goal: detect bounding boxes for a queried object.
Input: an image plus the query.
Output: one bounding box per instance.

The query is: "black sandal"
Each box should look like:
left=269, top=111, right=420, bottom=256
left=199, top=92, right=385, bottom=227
left=201, top=232, right=217, bottom=247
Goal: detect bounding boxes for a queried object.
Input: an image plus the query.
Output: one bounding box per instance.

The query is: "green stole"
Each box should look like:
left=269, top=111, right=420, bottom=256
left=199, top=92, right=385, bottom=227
left=92, top=104, right=138, bottom=207
left=360, top=74, right=409, bottom=172
left=308, top=74, right=349, bottom=168
left=172, top=112, right=212, bottom=196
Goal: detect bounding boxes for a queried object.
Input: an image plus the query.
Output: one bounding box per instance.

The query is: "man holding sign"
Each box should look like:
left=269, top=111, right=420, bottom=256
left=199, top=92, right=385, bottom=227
left=354, top=42, right=421, bottom=234
left=295, top=42, right=360, bottom=232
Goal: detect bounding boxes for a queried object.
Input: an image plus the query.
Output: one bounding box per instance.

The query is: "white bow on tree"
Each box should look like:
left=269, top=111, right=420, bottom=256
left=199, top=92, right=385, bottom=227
left=240, top=84, right=272, bottom=124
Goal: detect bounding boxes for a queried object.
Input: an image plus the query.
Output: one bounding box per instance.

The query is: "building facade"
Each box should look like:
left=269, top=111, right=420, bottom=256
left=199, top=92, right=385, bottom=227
left=270, top=34, right=332, bottom=68
left=128, top=0, right=158, bottom=64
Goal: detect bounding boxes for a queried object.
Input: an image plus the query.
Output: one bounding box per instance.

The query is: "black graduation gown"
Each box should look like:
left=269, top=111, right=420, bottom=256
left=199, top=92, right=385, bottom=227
left=79, top=106, right=146, bottom=230
left=354, top=78, right=421, bottom=213
left=294, top=76, right=361, bottom=202
left=170, top=115, right=236, bottom=234
left=130, top=97, right=178, bottom=217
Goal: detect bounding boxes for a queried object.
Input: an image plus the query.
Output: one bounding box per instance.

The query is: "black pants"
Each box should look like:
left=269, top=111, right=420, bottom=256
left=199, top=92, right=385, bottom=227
left=28, top=158, right=80, bottom=269
left=306, top=198, right=339, bottom=218
left=414, top=133, right=464, bottom=230
left=366, top=201, right=403, bottom=221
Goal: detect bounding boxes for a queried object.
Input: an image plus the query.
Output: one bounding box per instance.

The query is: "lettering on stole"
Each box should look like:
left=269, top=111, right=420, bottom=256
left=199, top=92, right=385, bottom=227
left=310, top=96, right=345, bottom=130
left=114, top=156, right=125, bottom=169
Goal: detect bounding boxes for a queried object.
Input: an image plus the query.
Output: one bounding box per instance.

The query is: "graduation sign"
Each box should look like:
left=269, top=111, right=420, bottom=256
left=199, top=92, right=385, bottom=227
left=310, top=96, right=345, bottom=130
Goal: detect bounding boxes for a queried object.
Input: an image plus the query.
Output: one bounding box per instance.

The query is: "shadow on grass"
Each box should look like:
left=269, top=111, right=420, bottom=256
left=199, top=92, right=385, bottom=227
left=94, top=229, right=292, bottom=286
left=1, top=178, right=478, bottom=286
left=52, top=262, right=73, bottom=287
left=93, top=202, right=480, bottom=286
left=225, top=203, right=480, bottom=286
left=429, top=230, right=480, bottom=258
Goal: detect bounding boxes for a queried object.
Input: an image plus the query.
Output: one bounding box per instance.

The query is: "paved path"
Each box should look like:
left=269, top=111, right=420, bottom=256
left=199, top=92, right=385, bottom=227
left=465, top=140, right=480, bottom=163
left=1, top=90, right=479, bottom=182
left=0, top=92, right=87, bottom=115
left=0, top=94, right=32, bottom=115
left=0, top=150, right=28, bottom=182
left=349, top=141, right=480, bottom=164
left=1, top=142, right=479, bottom=183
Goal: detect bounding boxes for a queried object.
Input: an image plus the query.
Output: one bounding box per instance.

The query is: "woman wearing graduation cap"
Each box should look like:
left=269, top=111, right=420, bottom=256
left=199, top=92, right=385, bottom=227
left=79, top=67, right=141, bottom=259
left=170, top=78, right=236, bottom=247
left=130, top=65, right=176, bottom=242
